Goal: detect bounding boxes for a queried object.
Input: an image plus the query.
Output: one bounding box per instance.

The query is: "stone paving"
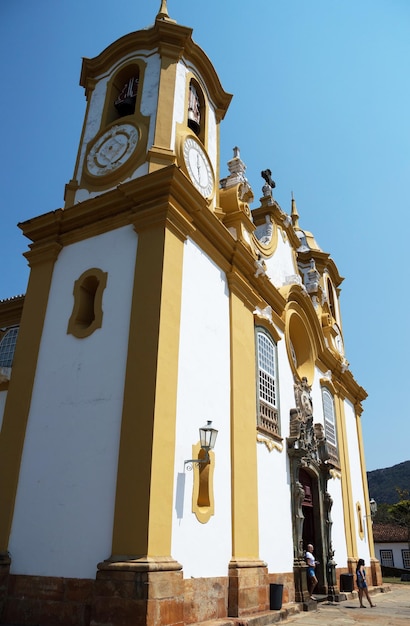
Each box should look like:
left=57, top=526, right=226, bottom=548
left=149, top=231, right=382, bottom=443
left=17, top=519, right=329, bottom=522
left=283, top=584, right=410, bottom=626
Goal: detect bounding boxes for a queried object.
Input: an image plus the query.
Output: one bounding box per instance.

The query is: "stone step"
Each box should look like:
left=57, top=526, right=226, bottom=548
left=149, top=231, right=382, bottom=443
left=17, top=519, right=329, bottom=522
left=189, top=603, right=301, bottom=626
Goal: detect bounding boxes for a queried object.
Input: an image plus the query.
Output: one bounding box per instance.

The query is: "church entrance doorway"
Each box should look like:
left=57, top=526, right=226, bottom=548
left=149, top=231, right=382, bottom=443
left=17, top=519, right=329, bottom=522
left=299, top=469, right=324, bottom=592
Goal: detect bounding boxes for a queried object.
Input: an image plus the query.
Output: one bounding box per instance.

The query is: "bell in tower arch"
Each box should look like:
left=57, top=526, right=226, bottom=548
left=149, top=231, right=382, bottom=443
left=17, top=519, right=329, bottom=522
left=114, top=74, right=139, bottom=117
left=188, top=81, right=201, bottom=135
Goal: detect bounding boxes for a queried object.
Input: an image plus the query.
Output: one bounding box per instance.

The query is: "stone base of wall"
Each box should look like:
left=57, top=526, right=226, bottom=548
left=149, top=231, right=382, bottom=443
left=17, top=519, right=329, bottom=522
left=370, top=558, right=382, bottom=587
left=268, top=572, right=295, bottom=604
left=3, top=575, right=93, bottom=626
left=0, top=553, right=11, bottom=621
left=91, top=558, right=184, bottom=626
left=228, top=559, right=269, bottom=617
left=1, top=566, right=301, bottom=626
left=183, top=576, right=228, bottom=624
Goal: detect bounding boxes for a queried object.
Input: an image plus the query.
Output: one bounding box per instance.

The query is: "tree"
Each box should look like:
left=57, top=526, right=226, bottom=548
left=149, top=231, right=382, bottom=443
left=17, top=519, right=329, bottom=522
left=388, top=498, right=410, bottom=551
left=373, top=502, right=391, bottom=524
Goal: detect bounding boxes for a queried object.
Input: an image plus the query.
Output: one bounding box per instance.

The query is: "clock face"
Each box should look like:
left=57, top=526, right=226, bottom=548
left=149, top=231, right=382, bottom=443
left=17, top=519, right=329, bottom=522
left=86, top=124, right=139, bottom=176
left=183, top=137, right=214, bottom=198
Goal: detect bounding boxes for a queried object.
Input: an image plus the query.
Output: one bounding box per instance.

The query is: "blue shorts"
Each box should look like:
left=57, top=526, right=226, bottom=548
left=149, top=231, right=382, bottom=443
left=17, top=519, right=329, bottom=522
left=307, top=567, right=316, bottom=578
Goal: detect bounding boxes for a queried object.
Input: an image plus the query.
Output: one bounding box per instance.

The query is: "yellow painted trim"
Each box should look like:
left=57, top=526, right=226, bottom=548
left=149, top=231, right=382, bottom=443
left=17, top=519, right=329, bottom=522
left=229, top=280, right=260, bottom=559
left=356, top=502, right=364, bottom=540
left=0, top=244, right=60, bottom=551
left=67, top=268, right=107, bottom=338
left=191, top=443, right=215, bottom=524
left=101, top=60, right=147, bottom=130
left=81, top=120, right=149, bottom=191
left=356, top=412, right=375, bottom=557
left=148, top=44, right=179, bottom=172
left=111, top=218, right=185, bottom=558
left=253, top=315, right=282, bottom=343
left=184, top=72, right=208, bottom=146
left=285, top=306, right=317, bottom=384
left=0, top=296, right=24, bottom=328
left=256, top=433, right=283, bottom=453
left=334, top=394, right=357, bottom=558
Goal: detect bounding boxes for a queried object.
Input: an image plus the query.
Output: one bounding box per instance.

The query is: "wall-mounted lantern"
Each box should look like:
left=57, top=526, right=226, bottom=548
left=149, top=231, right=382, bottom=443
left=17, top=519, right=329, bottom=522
left=184, top=421, right=218, bottom=470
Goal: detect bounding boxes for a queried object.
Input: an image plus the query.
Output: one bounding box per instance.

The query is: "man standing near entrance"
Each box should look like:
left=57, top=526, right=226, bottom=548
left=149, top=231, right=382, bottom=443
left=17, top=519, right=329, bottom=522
left=305, top=543, right=318, bottom=599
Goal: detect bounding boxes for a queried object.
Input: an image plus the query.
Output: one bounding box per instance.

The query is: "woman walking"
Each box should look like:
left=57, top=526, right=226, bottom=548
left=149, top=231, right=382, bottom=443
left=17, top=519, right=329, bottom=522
left=356, top=558, right=376, bottom=608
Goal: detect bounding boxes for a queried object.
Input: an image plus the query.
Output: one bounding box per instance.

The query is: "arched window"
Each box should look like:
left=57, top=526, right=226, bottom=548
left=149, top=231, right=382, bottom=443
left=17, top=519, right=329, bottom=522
left=187, top=79, right=205, bottom=140
left=114, top=73, right=139, bottom=117
left=327, top=277, right=336, bottom=320
left=0, top=326, right=19, bottom=368
left=256, top=327, right=280, bottom=437
left=321, top=387, right=339, bottom=466
left=103, top=64, right=140, bottom=127
left=322, top=388, right=336, bottom=446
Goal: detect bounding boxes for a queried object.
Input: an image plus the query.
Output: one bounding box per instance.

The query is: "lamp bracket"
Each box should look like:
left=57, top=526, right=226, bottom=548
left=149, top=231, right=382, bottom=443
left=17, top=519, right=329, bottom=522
left=184, top=450, right=210, bottom=471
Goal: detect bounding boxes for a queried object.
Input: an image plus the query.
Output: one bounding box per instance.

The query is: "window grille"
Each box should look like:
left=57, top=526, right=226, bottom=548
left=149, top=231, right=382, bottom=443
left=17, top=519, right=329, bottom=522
left=402, top=550, right=410, bottom=569
left=256, top=329, right=279, bottom=437
left=379, top=549, right=394, bottom=567
left=322, top=388, right=337, bottom=446
left=0, top=326, right=19, bottom=368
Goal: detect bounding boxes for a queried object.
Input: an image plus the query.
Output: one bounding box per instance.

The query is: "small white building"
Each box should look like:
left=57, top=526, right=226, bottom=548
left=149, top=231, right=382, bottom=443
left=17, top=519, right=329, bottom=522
left=373, top=524, right=410, bottom=571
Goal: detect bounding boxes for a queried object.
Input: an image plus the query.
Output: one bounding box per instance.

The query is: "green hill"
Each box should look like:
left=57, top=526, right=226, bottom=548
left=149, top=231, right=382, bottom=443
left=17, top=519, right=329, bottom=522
left=367, top=460, right=410, bottom=505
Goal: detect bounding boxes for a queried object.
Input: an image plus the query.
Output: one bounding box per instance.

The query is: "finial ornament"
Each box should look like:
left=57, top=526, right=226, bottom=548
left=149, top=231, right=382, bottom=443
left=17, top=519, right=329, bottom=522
left=157, top=0, right=170, bottom=19
left=291, top=193, right=299, bottom=228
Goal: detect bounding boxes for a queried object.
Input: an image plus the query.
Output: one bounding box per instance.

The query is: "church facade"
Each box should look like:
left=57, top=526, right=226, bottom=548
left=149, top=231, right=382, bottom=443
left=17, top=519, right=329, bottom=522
left=0, top=2, right=381, bottom=625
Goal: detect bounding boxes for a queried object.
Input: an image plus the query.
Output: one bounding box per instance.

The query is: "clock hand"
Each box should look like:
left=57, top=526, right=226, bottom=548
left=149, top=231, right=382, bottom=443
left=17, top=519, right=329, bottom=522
left=196, top=153, right=201, bottom=183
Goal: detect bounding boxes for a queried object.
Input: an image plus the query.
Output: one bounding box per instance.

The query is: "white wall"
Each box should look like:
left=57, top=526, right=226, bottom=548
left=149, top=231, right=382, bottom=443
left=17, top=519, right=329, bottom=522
left=256, top=328, right=294, bottom=572
left=375, top=542, right=409, bottom=570
left=257, top=442, right=294, bottom=573
left=264, top=230, right=298, bottom=289
left=172, top=238, right=232, bottom=578
left=326, top=474, right=348, bottom=566
left=9, top=225, right=137, bottom=578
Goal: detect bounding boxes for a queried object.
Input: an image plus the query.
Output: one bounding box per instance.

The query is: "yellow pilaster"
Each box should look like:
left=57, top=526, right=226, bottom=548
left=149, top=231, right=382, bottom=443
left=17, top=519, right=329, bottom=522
left=334, top=393, right=358, bottom=559
left=228, top=271, right=260, bottom=560
left=111, top=214, right=185, bottom=558
left=148, top=23, right=191, bottom=172
left=356, top=409, right=375, bottom=558
left=0, top=243, right=61, bottom=551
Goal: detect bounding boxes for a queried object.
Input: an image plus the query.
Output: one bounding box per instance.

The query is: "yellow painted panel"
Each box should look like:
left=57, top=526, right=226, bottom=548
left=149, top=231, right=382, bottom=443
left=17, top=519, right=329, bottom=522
left=0, top=253, right=58, bottom=551
left=230, top=290, right=259, bottom=559
left=112, top=223, right=184, bottom=558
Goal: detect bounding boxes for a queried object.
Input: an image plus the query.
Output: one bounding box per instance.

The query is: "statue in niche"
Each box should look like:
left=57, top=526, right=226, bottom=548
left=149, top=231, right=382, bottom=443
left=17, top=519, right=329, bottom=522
left=324, top=491, right=334, bottom=559
left=294, top=480, right=306, bottom=560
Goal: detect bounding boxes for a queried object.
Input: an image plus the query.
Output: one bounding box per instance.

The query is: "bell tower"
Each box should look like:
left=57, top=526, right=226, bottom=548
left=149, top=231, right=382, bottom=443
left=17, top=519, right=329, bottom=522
left=64, top=0, right=232, bottom=209
left=0, top=3, right=234, bottom=626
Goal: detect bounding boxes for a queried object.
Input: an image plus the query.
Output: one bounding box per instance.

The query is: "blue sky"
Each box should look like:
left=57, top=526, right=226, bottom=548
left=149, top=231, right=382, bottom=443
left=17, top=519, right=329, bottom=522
left=1, top=0, right=409, bottom=473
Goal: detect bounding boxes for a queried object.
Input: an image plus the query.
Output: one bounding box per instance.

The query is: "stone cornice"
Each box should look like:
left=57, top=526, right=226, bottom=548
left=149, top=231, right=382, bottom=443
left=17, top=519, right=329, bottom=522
left=23, top=242, right=63, bottom=268
left=297, top=249, right=344, bottom=286
left=329, top=366, right=367, bottom=407
left=18, top=166, right=291, bottom=325
left=0, top=295, right=25, bottom=326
